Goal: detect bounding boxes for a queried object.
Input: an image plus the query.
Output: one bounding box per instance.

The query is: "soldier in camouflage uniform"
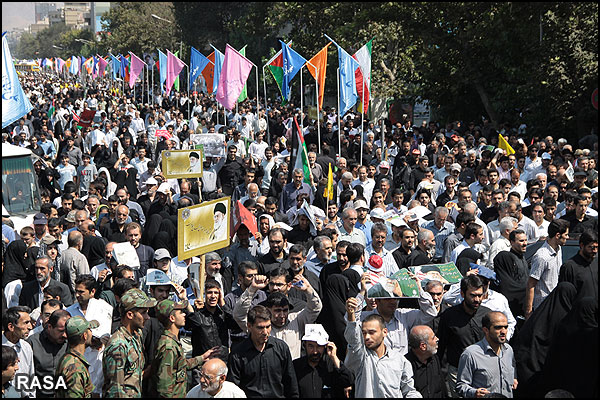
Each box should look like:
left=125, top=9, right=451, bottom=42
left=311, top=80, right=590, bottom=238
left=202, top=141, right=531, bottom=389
left=55, top=316, right=98, bottom=398
left=102, top=288, right=157, bottom=398
left=148, top=299, right=221, bottom=398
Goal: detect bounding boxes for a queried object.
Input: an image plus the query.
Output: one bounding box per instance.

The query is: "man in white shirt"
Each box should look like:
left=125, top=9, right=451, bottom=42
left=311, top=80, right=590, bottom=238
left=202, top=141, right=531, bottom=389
left=486, top=217, right=518, bottom=268
left=352, top=166, right=376, bottom=204
left=186, top=358, right=246, bottom=398
left=248, top=131, right=268, bottom=163
left=130, top=147, right=150, bottom=177
left=365, top=222, right=399, bottom=277
left=524, top=219, right=569, bottom=318
left=2, top=306, right=36, bottom=398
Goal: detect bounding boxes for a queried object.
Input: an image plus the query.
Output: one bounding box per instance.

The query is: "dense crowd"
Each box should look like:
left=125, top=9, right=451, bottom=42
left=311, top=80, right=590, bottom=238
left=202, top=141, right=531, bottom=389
left=1, top=70, right=598, bottom=398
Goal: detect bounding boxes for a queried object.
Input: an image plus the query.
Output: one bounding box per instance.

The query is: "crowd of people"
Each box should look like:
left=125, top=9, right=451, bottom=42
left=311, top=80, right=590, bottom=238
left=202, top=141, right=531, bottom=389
left=1, top=70, right=598, bottom=398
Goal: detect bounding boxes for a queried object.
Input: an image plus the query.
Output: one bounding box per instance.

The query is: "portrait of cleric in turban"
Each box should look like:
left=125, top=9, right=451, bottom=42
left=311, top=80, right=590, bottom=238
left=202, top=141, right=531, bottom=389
left=210, top=202, right=227, bottom=241
left=187, top=151, right=202, bottom=173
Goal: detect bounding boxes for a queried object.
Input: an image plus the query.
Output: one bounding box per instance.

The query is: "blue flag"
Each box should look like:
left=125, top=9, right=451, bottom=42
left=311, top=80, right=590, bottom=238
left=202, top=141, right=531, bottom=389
left=120, top=54, right=129, bottom=78
left=79, top=56, right=86, bottom=74
left=70, top=56, right=78, bottom=75
left=190, top=47, right=211, bottom=91
left=210, top=45, right=224, bottom=94
left=110, top=54, right=121, bottom=80
left=2, top=33, right=34, bottom=128
left=280, top=40, right=306, bottom=102
left=337, top=45, right=359, bottom=115
left=158, top=50, right=167, bottom=94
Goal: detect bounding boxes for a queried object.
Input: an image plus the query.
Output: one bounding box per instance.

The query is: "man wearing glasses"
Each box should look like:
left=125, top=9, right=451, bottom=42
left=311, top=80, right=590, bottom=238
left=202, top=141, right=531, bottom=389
left=186, top=358, right=246, bottom=398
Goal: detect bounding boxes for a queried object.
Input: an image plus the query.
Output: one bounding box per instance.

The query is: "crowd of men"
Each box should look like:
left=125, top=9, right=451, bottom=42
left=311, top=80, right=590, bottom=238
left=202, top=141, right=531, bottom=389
left=1, top=70, right=598, bottom=398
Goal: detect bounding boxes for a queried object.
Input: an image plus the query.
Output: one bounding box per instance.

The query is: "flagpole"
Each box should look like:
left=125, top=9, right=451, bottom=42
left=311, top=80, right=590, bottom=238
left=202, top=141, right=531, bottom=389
left=187, top=66, right=191, bottom=121
left=152, top=65, right=154, bottom=105
left=262, top=65, right=269, bottom=145
left=337, top=67, right=341, bottom=159
left=300, top=65, right=304, bottom=135
left=360, top=78, right=364, bottom=166
left=255, top=66, right=260, bottom=140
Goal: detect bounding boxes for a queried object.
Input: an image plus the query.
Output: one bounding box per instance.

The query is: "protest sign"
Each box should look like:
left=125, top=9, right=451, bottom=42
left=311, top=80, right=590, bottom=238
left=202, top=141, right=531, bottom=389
left=178, top=197, right=231, bottom=259
left=189, top=133, right=227, bottom=158
left=161, top=149, right=204, bottom=179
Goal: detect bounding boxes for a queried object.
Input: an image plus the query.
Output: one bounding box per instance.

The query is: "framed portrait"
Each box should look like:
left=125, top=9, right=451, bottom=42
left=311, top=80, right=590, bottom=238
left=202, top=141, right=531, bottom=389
left=161, top=149, right=204, bottom=179
left=188, top=134, right=227, bottom=158
left=177, top=197, right=231, bottom=259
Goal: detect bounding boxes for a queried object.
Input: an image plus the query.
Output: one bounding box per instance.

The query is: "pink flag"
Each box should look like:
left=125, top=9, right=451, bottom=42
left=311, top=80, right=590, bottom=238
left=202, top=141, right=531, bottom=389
left=166, top=50, right=185, bottom=96
left=97, top=56, right=108, bottom=77
left=216, top=44, right=254, bottom=110
left=128, top=52, right=145, bottom=89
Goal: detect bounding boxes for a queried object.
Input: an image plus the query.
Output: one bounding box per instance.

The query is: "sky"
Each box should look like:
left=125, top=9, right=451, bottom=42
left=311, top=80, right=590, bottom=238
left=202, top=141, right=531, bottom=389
left=2, top=2, right=64, bottom=31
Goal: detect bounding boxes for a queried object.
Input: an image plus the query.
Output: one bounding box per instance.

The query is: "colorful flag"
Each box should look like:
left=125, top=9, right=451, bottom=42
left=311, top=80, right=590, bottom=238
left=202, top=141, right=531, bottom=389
left=265, top=41, right=292, bottom=106
left=337, top=45, right=360, bottom=115
left=293, top=116, right=311, bottom=185
left=128, top=52, right=145, bottom=89
left=83, top=57, right=94, bottom=74
left=216, top=44, right=254, bottom=111
left=158, top=50, right=167, bottom=93
left=77, top=109, right=96, bottom=128
left=190, top=47, right=212, bottom=91
left=201, top=52, right=215, bottom=95
left=154, top=129, right=172, bottom=140
left=71, top=109, right=80, bottom=124
left=498, top=133, right=515, bottom=155
left=97, top=56, right=108, bottom=77
left=47, top=99, right=55, bottom=119
left=353, top=38, right=372, bottom=113
left=210, top=45, right=225, bottom=94
left=323, top=163, right=334, bottom=200
left=91, top=55, right=99, bottom=79
left=237, top=45, right=248, bottom=102
left=70, top=56, right=79, bottom=75
left=307, top=43, right=331, bottom=111
left=280, top=40, right=306, bottom=102
left=165, top=50, right=185, bottom=96
left=110, top=54, right=120, bottom=80
left=2, top=33, right=34, bottom=128
left=174, top=50, right=181, bottom=92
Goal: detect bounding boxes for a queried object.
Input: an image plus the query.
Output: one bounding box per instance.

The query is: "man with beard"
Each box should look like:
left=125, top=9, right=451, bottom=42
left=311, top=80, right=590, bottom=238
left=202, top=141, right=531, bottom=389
left=344, top=298, right=421, bottom=397
left=405, top=325, right=445, bottom=398
left=456, top=311, right=517, bottom=398
left=558, top=230, right=598, bottom=299
left=186, top=358, right=246, bottom=398
left=218, top=145, right=246, bottom=196
left=293, top=324, right=354, bottom=398
left=405, top=229, right=436, bottom=267
left=187, top=151, right=202, bottom=173
left=436, top=275, right=491, bottom=398
left=26, top=309, right=71, bottom=398
left=493, top=229, right=530, bottom=318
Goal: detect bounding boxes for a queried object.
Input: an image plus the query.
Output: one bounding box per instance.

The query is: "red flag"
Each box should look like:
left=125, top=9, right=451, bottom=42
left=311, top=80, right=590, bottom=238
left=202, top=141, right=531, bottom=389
left=77, top=110, right=96, bottom=128
left=71, top=109, right=80, bottom=123
left=232, top=200, right=258, bottom=239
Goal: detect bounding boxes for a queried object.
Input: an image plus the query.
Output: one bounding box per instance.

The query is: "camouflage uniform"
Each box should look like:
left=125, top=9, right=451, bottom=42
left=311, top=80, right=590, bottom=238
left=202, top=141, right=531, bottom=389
left=55, top=348, right=95, bottom=398
left=102, top=288, right=157, bottom=398
left=149, top=299, right=205, bottom=398
left=55, top=316, right=99, bottom=398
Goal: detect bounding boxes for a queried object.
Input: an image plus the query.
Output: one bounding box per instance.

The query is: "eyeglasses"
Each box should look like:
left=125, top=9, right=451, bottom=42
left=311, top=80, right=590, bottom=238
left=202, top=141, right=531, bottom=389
left=200, top=372, right=222, bottom=381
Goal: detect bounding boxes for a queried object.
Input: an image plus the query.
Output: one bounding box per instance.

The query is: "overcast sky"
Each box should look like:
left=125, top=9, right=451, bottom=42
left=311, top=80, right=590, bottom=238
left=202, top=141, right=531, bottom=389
left=2, top=2, right=64, bottom=31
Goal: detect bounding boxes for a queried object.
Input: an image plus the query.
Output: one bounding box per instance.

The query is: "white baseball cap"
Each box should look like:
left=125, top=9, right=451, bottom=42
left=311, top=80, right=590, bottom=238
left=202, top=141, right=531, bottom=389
left=301, top=324, right=329, bottom=345
left=370, top=208, right=384, bottom=220
left=157, top=183, right=171, bottom=195
left=353, top=200, right=369, bottom=211
left=153, top=248, right=171, bottom=261
left=145, top=177, right=158, bottom=186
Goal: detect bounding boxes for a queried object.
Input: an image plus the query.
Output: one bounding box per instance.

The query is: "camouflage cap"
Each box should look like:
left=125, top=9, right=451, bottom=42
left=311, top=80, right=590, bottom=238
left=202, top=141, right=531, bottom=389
left=121, top=288, right=158, bottom=312
left=155, top=299, right=188, bottom=321
left=66, top=316, right=99, bottom=338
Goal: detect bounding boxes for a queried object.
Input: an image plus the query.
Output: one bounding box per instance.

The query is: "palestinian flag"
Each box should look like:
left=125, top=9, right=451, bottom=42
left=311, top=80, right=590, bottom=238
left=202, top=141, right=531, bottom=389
left=266, top=41, right=292, bottom=105
left=47, top=99, right=55, bottom=119
left=353, top=38, right=373, bottom=114
left=293, top=116, right=311, bottom=185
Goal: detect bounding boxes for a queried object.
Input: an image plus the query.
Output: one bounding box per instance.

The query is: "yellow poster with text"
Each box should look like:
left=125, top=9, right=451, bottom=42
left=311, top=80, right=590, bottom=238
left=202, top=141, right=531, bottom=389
left=177, top=197, right=230, bottom=259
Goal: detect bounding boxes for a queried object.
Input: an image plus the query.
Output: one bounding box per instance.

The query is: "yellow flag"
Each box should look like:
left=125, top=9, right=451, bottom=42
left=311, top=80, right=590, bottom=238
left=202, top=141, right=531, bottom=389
left=498, top=133, right=515, bottom=155
left=323, top=163, right=334, bottom=200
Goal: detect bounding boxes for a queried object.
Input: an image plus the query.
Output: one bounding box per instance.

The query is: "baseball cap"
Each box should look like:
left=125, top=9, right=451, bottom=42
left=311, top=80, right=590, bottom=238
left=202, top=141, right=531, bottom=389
left=574, top=171, right=587, bottom=177
left=354, top=200, right=369, bottom=211
left=65, top=210, right=77, bottom=223
left=41, top=235, right=61, bottom=246
left=66, top=316, right=99, bottom=338
left=121, top=288, right=157, bottom=312
left=541, top=152, right=552, bottom=160
left=33, top=212, right=48, bottom=225
left=302, top=324, right=329, bottom=345
left=145, top=269, right=175, bottom=287
left=157, top=183, right=171, bottom=195
left=379, top=160, right=390, bottom=169
left=411, top=148, right=421, bottom=155
left=153, top=248, right=171, bottom=261
left=155, top=299, right=188, bottom=321
left=450, top=163, right=462, bottom=172
left=370, top=208, right=385, bottom=220
left=367, top=254, right=384, bottom=272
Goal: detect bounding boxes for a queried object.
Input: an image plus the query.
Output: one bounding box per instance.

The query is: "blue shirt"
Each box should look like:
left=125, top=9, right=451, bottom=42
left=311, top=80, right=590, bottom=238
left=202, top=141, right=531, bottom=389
left=421, top=219, right=455, bottom=259
left=279, top=182, right=314, bottom=212
left=2, top=224, right=16, bottom=244
left=38, top=140, right=56, bottom=159
left=356, top=219, right=374, bottom=246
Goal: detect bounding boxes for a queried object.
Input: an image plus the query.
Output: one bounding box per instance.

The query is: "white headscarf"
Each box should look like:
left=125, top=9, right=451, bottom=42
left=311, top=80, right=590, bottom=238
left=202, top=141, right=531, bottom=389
left=98, top=167, right=116, bottom=197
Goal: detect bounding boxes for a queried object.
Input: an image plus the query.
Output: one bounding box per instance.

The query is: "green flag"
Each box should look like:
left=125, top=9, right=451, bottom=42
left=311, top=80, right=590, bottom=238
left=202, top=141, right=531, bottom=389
left=174, top=50, right=180, bottom=91
left=237, top=45, right=248, bottom=103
